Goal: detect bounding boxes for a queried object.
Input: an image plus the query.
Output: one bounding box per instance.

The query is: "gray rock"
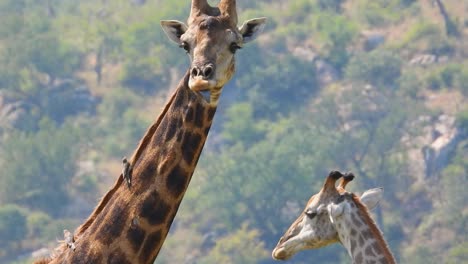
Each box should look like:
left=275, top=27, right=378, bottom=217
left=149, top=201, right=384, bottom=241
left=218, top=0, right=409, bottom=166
left=409, top=54, right=437, bottom=66
left=422, top=115, right=460, bottom=177
left=361, top=32, right=385, bottom=51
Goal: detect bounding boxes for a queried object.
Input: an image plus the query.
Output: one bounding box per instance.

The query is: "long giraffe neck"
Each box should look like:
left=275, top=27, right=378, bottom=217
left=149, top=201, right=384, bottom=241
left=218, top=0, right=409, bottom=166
left=334, top=196, right=396, bottom=264
left=48, top=71, right=217, bottom=264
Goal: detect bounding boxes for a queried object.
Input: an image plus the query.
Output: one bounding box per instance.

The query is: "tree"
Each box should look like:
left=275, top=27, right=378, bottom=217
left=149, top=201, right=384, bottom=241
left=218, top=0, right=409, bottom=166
left=345, top=50, right=402, bottom=88
left=433, top=0, right=459, bottom=37
left=0, top=119, right=79, bottom=215
left=221, top=102, right=267, bottom=145
left=198, top=224, right=269, bottom=264
left=0, top=4, right=81, bottom=92
left=313, top=12, right=357, bottom=70
left=236, top=56, right=318, bottom=119
left=0, top=204, right=27, bottom=248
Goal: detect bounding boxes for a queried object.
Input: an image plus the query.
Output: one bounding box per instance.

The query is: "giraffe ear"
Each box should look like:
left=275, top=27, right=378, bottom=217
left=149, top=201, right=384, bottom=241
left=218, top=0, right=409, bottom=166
left=161, top=20, right=188, bottom=44
left=239, top=17, right=267, bottom=44
left=360, top=188, right=383, bottom=210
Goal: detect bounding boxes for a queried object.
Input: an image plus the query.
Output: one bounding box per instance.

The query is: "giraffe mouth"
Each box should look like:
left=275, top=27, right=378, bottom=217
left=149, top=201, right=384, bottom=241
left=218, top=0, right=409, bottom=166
left=189, top=77, right=216, bottom=92
left=272, top=246, right=291, bottom=260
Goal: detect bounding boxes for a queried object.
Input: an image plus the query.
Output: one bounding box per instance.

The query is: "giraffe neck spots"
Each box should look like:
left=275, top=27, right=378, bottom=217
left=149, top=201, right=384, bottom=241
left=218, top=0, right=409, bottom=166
left=108, top=249, right=132, bottom=264
left=335, top=202, right=395, bottom=264
left=47, top=72, right=221, bottom=264
left=137, top=191, right=172, bottom=226
left=139, top=230, right=163, bottom=264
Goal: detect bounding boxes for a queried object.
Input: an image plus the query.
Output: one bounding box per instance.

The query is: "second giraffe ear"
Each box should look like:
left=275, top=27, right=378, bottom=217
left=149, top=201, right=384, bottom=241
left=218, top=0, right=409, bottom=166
left=360, top=188, right=383, bottom=211
left=161, top=20, right=188, bottom=44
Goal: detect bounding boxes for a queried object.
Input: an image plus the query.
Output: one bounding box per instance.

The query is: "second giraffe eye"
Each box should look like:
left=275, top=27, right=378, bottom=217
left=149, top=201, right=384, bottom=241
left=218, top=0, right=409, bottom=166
left=305, top=210, right=317, bottom=219
left=180, top=41, right=190, bottom=53
left=230, top=43, right=242, bottom=53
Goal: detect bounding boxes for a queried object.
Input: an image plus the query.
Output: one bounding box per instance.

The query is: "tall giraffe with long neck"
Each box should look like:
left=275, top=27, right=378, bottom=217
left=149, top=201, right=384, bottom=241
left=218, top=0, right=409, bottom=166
left=272, top=171, right=397, bottom=264
left=35, top=1, right=266, bottom=263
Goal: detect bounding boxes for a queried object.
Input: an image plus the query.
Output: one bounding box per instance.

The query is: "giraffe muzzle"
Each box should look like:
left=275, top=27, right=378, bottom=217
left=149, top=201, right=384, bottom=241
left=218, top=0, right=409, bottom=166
left=189, top=63, right=216, bottom=91
left=189, top=77, right=216, bottom=92
left=272, top=246, right=291, bottom=260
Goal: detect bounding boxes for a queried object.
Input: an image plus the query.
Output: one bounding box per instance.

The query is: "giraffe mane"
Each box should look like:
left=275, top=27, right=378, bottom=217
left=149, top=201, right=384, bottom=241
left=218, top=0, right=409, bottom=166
left=352, top=194, right=397, bottom=264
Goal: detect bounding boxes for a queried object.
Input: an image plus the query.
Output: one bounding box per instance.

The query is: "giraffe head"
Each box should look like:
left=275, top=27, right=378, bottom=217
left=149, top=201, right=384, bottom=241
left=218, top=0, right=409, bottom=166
left=272, top=171, right=383, bottom=260
left=161, top=0, right=266, bottom=105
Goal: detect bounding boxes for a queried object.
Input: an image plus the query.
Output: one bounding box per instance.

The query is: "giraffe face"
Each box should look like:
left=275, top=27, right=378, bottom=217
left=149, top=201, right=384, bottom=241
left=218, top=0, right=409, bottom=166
left=161, top=1, right=266, bottom=103
left=272, top=193, right=341, bottom=260
left=272, top=172, right=383, bottom=260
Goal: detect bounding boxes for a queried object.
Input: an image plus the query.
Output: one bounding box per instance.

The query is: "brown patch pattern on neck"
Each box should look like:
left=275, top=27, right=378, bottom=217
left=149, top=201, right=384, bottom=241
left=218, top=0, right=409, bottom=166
left=45, top=71, right=218, bottom=264
left=351, top=194, right=397, bottom=264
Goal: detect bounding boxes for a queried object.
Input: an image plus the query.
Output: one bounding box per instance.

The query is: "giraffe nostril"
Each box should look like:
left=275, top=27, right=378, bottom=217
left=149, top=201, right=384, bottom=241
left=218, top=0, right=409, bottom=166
left=191, top=67, right=200, bottom=77
left=203, top=66, right=213, bottom=78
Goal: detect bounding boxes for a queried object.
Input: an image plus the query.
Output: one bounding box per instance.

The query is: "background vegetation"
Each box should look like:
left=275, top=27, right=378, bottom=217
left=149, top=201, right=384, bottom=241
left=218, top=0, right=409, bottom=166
left=0, top=0, right=466, bottom=263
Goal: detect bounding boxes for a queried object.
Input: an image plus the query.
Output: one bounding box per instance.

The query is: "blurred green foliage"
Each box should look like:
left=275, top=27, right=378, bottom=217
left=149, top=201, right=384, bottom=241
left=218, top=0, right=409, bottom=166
left=0, top=0, right=466, bottom=263
left=237, top=56, right=318, bottom=118
left=0, top=205, right=27, bottom=248
left=197, top=224, right=269, bottom=263
left=0, top=119, right=79, bottom=215
left=345, top=50, right=402, bottom=88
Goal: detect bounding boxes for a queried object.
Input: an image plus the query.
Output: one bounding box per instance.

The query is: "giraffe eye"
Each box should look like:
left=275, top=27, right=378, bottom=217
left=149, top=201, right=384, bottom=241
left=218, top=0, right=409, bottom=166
left=180, top=41, right=190, bottom=53
left=230, top=42, right=242, bottom=54
left=305, top=210, right=317, bottom=219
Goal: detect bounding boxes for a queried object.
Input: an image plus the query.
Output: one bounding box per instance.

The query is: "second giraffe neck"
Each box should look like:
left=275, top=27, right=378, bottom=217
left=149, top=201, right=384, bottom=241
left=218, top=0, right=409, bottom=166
left=334, top=200, right=396, bottom=264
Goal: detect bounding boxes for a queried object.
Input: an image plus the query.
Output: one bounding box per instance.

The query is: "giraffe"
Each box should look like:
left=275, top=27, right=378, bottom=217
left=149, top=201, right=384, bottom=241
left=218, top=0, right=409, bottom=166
left=272, top=171, right=397, bottom=264
left=34, top=1, right=266, bottom=263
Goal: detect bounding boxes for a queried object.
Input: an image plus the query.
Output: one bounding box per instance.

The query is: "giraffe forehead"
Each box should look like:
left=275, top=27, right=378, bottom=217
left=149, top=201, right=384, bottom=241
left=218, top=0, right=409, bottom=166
left=307, top=191, right=339, bottom=208
left=185, top=17, right=240, bottom=44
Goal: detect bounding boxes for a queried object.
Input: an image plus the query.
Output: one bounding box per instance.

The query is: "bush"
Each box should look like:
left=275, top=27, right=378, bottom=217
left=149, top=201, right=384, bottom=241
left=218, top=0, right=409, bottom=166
left=426, top=72, right=443, bottom=90
left=27, top=212, right=52, bottom=237
left=356, top=0, right=403, bottom=27
left=27, top=32, right=82, bottom=81
left=198, top=224, right=269, bottom=264
left=96, top=92, right=147, bottom=157
left=0, top=204, right=27, bottom=247
left=398, top=71, right=422, bottom=98
left=314, top=12, right=358, bottom=70
left=456, top=109, right=468, bottom=134
left=317, top=0, right=345, bottom=12
left=425, top=64, right=463, bottom=91
left=399, top=0, right=417, bottom=7
left=446, top=242, right=468, bottom=264
left=439, top=64, right=461, bottom=87
left=0, top=119, right=79, bottom=215
left=397, top=21, right=455, bottom=55
left=237, top=56, right=318, bottom=118
left=222, top=103, right=267, bottom=145
left=457, top=67, right=468, bottom=96
left=121, top=60, right=169, bottom=95
left=345, top=50, right=402, bottom=88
